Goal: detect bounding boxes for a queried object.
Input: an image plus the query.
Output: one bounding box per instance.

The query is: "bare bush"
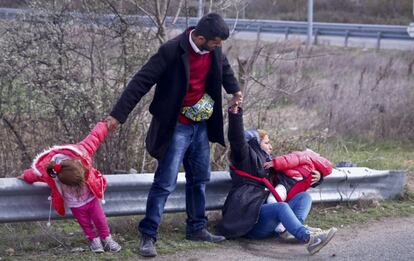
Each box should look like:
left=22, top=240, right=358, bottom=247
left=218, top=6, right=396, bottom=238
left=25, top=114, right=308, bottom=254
left=225, top=39, right=414, bottom=146
left=0, top=0, right=253, bottom=176
left=1, top=1, right=413, bottom=177
left=0, top=1, right=159, bottom=176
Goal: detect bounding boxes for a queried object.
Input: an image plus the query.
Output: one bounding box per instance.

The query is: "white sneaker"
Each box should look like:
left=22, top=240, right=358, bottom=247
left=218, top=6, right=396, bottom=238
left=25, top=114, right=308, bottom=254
left=275, top=223, right=286, bottom=233
left=279, top=225, right=323, bottom=243
left=102, top=235, right=122, bottom=252
left=306, top=227, right=337, bottom=255
left=90, top=237, right=104, bottom=253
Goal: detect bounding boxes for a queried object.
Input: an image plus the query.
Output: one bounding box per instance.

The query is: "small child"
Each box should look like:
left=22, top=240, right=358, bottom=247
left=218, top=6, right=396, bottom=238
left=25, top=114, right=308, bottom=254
left=264, top=149, right=333, bottom=204
left=19, top=121, right=121, bottom=253
left=263, top=149, right=333, bottom=236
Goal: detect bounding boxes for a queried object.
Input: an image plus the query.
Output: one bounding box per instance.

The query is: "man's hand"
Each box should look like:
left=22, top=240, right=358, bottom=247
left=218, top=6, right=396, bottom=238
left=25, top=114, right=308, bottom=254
left=105, top=116, right=120, bottom=132
left=311, top=170, right=321, bottom=185
left=230, top=91, right=243, bottom=107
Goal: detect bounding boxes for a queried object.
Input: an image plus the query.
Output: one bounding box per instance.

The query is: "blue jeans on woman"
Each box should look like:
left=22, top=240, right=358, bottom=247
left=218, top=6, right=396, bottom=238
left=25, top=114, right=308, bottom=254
left=246, top=192, right=312, bottom=242
left=138, top=121, right=211, bottom=240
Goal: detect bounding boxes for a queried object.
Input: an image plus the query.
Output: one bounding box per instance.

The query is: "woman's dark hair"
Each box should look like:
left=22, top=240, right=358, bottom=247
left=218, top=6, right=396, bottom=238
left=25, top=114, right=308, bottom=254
left=193, top=13, right=229, bottom=41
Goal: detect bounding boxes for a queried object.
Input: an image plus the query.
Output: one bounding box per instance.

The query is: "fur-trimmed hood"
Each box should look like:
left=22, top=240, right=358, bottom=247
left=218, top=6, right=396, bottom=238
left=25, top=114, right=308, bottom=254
left=31, top=145, right=86, bottom=177
left=22, top=122, right=108, bottom=216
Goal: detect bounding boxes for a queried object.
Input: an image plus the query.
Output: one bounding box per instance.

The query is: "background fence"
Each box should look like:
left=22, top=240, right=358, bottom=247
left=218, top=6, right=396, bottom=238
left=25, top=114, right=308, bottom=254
left=1, top=7, right=413, bottom=42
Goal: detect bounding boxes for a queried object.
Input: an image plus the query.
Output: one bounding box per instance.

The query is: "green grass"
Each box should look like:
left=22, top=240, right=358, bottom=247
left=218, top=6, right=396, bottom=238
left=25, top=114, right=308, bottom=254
left=0, top=213, right=221, bottom=260
left=319, top=139, right=414, bottom=172
left=1, top=194, right=414, bottom=260
left=307, top=191, right=414, bottom=229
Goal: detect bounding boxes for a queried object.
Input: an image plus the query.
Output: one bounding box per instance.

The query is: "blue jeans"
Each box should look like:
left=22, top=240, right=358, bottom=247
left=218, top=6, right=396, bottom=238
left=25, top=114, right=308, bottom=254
left=138, top=121, right=211, bottom=239
left=246, top=192, right=312, bottom=242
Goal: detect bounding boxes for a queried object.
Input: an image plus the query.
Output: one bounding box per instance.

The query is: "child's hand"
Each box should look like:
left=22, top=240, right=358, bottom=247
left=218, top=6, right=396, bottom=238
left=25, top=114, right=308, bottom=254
left=17, top=174, right=25, bottom=180
left=311, top=170, right=321, bottom=185
left=263, top=161, right=274, bottom=169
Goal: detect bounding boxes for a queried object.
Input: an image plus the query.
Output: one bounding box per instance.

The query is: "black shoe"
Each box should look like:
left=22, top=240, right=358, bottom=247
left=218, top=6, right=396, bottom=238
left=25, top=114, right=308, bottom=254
left=186, top=228, right=226, bottom=243
left=139, top=234, right=157, bottom=257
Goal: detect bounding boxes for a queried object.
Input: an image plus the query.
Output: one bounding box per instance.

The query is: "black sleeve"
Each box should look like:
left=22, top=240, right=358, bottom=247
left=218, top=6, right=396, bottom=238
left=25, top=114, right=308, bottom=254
left=110, top=45, right=168, bottom=124
left=221, top=53, right=240, bottom=94
left=228, top=108, right=249, bottom=164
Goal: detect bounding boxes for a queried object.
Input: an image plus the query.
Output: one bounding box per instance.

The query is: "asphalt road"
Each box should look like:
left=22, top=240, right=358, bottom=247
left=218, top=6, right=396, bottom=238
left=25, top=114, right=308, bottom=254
left=150, top=214, right=414, bottom=261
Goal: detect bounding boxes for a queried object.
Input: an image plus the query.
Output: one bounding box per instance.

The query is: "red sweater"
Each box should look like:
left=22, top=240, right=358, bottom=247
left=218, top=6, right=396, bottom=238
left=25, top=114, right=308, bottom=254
left=178, top=44, right=212, bottom=124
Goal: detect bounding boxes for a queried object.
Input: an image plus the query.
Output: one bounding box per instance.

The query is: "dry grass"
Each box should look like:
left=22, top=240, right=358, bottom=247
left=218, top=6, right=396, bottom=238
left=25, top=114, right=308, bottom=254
left=243, top=0, right=413, bottom=25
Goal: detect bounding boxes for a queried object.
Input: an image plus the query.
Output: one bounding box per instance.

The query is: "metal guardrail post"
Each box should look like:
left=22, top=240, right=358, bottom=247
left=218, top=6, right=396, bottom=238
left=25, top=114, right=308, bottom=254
left=256, top=26, right=262, bottom=41
left=313, top=28, right=319, bottom=45
left=0, top=168, right=406, bottom=223
left=344, top=30, right=350, bottom=47
left=307, top=0, right=313, bottom=46
left=376, top=32, right=382, bottom=50
left=285, top=27, right=290, bottom=40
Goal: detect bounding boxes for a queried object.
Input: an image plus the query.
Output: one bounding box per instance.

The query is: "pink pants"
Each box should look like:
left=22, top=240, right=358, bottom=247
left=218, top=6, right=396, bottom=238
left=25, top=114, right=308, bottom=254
left=70, top=198, right=110, bottom=241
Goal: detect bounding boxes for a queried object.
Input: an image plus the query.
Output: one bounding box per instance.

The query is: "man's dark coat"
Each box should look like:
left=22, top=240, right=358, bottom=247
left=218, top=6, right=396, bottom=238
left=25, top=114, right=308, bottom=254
left=110, top=29, right=240, bottom=160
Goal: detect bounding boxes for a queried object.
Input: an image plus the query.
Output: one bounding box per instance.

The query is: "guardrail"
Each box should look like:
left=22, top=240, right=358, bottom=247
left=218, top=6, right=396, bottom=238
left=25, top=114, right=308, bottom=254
left=0, top=168, right=406, bottom=223
left=0, top=7, right=412, bottom=47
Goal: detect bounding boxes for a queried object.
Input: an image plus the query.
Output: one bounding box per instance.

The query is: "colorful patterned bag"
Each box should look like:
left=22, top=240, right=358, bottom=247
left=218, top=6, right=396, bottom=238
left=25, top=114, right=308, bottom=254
left=181, top=93, right=214, bottom=121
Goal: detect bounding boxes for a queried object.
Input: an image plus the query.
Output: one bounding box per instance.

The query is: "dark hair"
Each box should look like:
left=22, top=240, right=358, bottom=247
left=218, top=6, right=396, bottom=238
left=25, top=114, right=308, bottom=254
left=46, top=160, right=86, bottom=187
left=193, top=13, right=229, bottom=41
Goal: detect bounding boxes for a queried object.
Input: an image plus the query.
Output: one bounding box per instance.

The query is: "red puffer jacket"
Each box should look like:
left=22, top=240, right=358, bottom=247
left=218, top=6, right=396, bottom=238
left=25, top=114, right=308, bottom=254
left=271, top=149, right=333, bottom=201
left=22, top=122, right=108, bottom=216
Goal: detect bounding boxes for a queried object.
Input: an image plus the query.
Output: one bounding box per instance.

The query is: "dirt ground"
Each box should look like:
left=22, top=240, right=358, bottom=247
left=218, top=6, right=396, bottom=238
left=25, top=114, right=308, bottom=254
left=148, top=214, right=414, bottom=261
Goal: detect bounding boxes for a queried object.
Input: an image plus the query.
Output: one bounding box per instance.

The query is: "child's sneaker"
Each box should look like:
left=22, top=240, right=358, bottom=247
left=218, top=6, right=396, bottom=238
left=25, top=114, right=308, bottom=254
left=90, top=237, right=104, bottom=253
left=102, top=235, right=122, bottom=252
left=306, top=227, right=337, bottom=255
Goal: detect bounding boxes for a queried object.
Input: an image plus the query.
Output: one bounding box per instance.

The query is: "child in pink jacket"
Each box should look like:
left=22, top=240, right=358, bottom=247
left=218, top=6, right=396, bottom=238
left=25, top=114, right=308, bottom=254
left=263, top=149, right=333, bottom=236
left=264, top=149, right=333, bottom=203
left=20, top=121, right=121, bottom=253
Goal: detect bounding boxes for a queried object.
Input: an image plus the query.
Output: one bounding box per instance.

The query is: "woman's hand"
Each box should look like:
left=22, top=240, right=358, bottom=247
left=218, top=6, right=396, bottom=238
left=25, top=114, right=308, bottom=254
left=263, top=161, right=274, bottom=169
left=231, top=91, right=243, bottom=107
left=310, top=170, right=321, bottom=185
left=228, top=91, right=243, bottom=114
left=105, top=116, right=119, bottom=132
left=229, top=104, right=239, bottom=114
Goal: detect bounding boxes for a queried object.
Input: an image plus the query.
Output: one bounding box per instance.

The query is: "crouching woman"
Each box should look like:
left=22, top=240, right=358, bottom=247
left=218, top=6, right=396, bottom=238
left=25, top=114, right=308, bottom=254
left=216, top=106, right=337, bottom=255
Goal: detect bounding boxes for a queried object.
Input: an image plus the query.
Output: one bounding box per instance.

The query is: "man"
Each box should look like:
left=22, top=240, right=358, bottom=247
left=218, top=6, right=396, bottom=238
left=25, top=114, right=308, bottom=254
left=106, top=13, right=242, bottom=257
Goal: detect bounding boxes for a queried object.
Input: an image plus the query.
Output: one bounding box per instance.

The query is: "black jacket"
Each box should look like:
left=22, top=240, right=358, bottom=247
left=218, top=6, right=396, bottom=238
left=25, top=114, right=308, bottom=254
left=110, top=29, right=240, bottom=160
left=216, top=109, right=271, bottom=238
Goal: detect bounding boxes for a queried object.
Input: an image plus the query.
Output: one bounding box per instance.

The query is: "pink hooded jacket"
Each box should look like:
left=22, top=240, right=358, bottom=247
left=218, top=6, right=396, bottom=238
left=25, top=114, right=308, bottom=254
left=271, top=149, right=333, bottom=201
left=272, top=149, right=333, bottom=180
left=22, top=122, right=108, bottom=216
